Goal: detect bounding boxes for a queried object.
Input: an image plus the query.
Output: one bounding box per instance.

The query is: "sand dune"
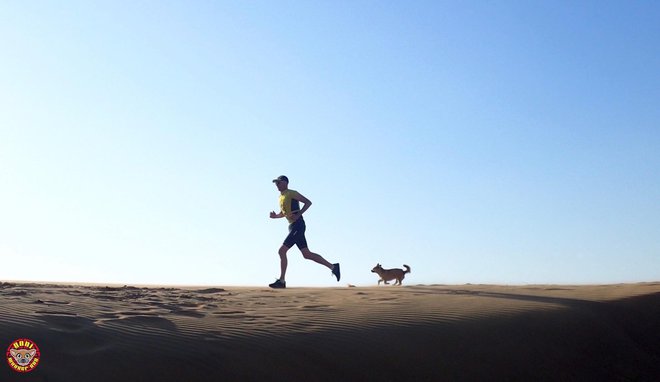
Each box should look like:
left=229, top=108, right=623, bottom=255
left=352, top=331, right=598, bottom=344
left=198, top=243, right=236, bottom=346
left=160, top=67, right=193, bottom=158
left=2, top=282, right=660, bottom=381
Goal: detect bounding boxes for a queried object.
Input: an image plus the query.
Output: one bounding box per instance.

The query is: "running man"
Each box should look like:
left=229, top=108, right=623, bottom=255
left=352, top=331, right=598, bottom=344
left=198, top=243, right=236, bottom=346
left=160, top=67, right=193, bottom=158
left=268, top=175, right=340, bottom=288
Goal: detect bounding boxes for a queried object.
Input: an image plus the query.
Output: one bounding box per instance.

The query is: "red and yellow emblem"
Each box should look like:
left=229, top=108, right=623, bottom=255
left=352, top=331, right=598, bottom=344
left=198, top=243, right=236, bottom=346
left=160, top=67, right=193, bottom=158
left=6, top=338, right=41, bottom=373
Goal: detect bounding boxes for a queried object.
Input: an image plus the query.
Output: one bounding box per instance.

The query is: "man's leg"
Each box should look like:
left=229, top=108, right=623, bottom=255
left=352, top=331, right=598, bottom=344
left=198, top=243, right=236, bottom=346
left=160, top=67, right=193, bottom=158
left=301, top=247, right=341, bottom=281
left=294, top=222, right=340, bottom=282
left=278, top=245, right=289, bottom=281
left=300, top=247, right=333, bottom=270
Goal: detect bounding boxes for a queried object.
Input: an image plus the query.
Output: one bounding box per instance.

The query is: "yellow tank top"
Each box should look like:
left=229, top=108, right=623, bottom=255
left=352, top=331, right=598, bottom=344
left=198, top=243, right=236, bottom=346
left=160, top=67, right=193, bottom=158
left=279, top=189, right=302, bottom=224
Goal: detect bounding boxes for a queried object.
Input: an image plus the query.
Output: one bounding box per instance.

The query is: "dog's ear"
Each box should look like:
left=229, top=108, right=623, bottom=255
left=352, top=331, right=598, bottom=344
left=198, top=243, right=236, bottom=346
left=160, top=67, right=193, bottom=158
left=10, top=349, right=17, bottom=357
left=28, top=349, right=36, bottom=357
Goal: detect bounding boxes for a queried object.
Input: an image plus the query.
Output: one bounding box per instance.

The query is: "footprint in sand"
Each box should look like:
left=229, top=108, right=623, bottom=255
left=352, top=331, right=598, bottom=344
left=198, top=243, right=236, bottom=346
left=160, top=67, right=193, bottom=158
left=170, top=309, right=206, bottom=318
left=212, top=310, right=246, bottom=318
left=102, top=315, right=179, bottom=332
left=34, top=299, right=70, bottom=305
left=301, top=305, right=333, bottom=311
left=195, top=288, right=226, bottom=294
left=36, top=312, right=97, bottom=333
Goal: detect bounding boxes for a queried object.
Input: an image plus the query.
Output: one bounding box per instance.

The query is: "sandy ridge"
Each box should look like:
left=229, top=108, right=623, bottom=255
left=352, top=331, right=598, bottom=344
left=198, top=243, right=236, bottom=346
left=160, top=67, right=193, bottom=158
left=2, top=282, right=660, bottom=381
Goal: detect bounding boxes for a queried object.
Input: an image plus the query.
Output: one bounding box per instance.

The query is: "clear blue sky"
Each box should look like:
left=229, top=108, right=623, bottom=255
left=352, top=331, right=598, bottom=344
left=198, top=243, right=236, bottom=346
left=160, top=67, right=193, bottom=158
left=1, top=1, right=658, bottom=286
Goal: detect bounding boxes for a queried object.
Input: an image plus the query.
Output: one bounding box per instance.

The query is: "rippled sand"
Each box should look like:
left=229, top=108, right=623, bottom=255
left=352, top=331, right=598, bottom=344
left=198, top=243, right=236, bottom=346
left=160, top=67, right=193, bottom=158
left=2, top=282, right=660, bottom=381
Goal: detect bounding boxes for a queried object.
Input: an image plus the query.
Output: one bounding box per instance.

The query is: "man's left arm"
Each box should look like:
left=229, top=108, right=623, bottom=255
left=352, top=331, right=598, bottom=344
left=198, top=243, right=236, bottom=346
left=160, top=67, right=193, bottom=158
left=292, top=192, right=312, bottom=219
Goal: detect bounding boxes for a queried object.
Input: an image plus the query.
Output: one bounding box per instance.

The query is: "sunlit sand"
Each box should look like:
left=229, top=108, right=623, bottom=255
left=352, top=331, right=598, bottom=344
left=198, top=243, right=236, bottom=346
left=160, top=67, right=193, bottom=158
left=2, top=282, right=660, bottom=381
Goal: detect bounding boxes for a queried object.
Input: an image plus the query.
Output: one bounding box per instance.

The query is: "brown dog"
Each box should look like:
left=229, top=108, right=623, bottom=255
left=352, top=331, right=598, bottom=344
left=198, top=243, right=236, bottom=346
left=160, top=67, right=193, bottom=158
left=371, top=263, right=411, bottom=285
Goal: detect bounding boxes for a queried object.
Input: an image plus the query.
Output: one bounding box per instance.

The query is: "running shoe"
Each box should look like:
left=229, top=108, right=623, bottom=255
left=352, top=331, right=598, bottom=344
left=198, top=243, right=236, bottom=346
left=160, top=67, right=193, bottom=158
left=332, top=263, right=341, bottom=282
left=269, top=279, right=286, bottom=289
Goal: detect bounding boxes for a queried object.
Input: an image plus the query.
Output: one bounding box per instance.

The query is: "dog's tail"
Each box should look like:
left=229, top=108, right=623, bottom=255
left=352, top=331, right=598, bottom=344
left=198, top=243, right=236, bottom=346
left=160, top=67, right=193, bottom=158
left=403, top=264, right=411, bottom=274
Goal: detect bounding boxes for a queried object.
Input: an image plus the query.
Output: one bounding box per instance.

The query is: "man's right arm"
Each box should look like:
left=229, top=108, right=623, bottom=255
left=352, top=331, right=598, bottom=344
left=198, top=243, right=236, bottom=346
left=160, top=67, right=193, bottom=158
left=270, top=211, right=285, bottom=219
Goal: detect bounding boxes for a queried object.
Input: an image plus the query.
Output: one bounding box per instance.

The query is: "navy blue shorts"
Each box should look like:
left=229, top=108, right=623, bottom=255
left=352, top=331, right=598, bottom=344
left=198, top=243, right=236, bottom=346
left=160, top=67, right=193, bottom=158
left=283, top=218, right=308, bottom=249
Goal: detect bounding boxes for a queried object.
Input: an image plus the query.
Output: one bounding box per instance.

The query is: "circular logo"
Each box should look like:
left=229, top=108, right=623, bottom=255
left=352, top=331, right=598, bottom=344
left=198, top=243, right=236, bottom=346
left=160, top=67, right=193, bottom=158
left=6, top=338, right=41, bottom=373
